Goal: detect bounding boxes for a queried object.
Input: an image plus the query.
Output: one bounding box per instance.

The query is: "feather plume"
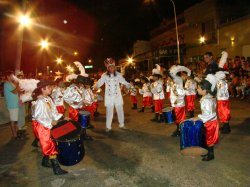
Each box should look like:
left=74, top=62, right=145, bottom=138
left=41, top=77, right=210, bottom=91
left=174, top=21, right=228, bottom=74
left=66, top=74, right=78, bottom=82
left=218, top=51, right=228, bottom=68
left=152, top=64, right=161, bottom=75
left=74, top=61, right=88, bottom=77
left=205, top=74, right=217, bottom=92
left=169, top=65, right=191, bottom=76
left=215, top=71, right=228, bottom=81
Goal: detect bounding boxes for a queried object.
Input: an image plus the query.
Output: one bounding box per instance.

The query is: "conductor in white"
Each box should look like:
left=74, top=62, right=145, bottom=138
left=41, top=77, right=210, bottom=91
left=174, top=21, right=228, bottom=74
left=94, top=58, right=131, bottom=132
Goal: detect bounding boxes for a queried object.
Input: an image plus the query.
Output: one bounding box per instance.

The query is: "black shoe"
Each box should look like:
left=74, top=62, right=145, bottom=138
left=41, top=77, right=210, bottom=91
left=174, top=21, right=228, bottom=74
left=87, top=124, right=95, bottom=129
left=132, top=104, right=137, bottom=109
left=151, top=113, right=159, bottom=122
left=41, top=156, right=51, bottom=168
left=50, top=158, right=68, bottom=175
left=202, top=147, right=214, bottom=161
left=171, top=130, right=180, bottom=137
left=94, top=112, right=100, bottom=117
left=151, top=106, right=155, bottom=112
left=189, top=111, right=194, bottom=118
left=221, top=123, right=231, bottom=134
left=31, top=138, right=39, bottom=148
left=157, top=114, right=164, bottom=123
left=139, top=107, right=145, bottom=112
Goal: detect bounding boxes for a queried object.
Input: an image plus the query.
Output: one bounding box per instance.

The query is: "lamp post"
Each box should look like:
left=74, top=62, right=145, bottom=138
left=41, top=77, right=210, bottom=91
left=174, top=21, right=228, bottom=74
left=39, top=39, right=49, bottom=77
left=169, top=0, right=180, bottom=64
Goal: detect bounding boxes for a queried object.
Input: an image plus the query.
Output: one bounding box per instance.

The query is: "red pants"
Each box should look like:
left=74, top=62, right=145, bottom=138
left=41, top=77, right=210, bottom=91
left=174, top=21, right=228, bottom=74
left=142, top=96, right=153, bottom=107
left=83, top=102, right=98, bottom=117
left=130, top=95, right=137, bottom=104
left=154, top=99, right=164, bottom=113
left=69, top=106, right=79, bottom=121
left=185, top=95, right=196, bottom=111
left=205, top=119, right=219, bottom=146
left=56, top=105, right=65, bottom=114
left=217, top=100, right=231, bottom=122
left=32, top=120, right=58, bottom=156
left=174, top=106, right=186, bottom=124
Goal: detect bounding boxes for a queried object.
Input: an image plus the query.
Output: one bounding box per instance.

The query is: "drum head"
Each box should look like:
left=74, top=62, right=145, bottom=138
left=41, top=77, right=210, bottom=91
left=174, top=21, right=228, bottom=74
left=51, top=120, right=82, bottom=142
left=162, top=107, right=173, bottom=112
left=79, top=110, right=91, bottom=115
left=181, top=147, right=208, bottom=157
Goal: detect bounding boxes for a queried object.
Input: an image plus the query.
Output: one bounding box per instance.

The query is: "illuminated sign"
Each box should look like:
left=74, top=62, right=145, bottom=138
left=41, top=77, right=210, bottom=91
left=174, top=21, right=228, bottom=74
left=85, top=65, right=93, bottom=69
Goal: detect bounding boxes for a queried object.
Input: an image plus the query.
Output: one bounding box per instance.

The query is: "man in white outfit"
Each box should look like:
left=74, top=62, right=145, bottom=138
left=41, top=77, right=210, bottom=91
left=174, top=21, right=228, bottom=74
left=94, top=58, right=131, bottom=132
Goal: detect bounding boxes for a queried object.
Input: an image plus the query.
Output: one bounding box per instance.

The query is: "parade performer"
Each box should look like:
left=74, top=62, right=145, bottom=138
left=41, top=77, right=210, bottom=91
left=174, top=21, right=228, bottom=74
left=169, top=65, right=190, bottom=137
left=215, top=51, right=231, bottom=134
left=51, top=78, right=65, bottom=114
left=129, top=80, right=138, bottom=109
left=138, top=76, right=153, bottom=112
left=197, top=74, right=219, bottom=161
left=32, top=80, right=68, bottom=175
left=150, top=64, right=165, bottom=123
left=94, top=58, right=131, bottom=132
left=165, top=75, right=173, bottom=105
left=184, top=73, right=197, bottom=118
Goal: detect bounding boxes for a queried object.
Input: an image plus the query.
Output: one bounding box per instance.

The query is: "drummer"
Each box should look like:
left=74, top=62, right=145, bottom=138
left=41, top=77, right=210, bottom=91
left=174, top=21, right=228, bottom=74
left=51, top=78, right=65, bottom=115
left=32, top=80, right=68, bottom=175
left=138, top=76, right=153, bottom=112
left=197, top=74, right=219, bottom=161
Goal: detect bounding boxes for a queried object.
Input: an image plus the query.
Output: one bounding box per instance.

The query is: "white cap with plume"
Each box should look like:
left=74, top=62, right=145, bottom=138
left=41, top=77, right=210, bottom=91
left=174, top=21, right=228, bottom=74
left=205, top=74, right=218, bottom=92
left=215, top=71, right=228, bottom=81
left=66, top=61, right=88, bottom=82
left=152, top=64, right=161, bottom=75
left=169, top=65, right=191, bottom=77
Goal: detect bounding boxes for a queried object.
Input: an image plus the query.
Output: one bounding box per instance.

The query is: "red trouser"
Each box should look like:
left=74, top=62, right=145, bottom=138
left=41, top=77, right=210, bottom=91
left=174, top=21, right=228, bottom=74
left=130, top=95, right=137, bottom=104
left=32, top=120, right=58, bottom=156
left=154, top=99, right=164, bottom=113
left=69, top=106, right=79, bottom=121
left=205, top=119, right=219, bottom=146
left=185, top=95, right=196, bottom=111
left=217, top=100, right=231, bottom=122
left=174, top=106, right=186, bottom=124
left=56, top=105, right=65, bottom=114
left=83, top=102, right=98, bottom=117
left=142, top=96, right=153, bottom=107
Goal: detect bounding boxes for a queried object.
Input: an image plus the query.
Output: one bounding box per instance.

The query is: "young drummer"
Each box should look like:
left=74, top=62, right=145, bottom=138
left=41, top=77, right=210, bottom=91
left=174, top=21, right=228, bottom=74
left=129, top=80, right=138, bottom=109
left=32, top=80, right=68, bottom=175
left=197, top=74, right=219, bottom=161
left=216, top=51, right=231, bottom=134
left=150, top=64, right=165, bottom=122
left=184, top=73, right=197, bottom=118
left=138, top=76, right=153, bottom=112
left=169, top=65, right=190, bottom=137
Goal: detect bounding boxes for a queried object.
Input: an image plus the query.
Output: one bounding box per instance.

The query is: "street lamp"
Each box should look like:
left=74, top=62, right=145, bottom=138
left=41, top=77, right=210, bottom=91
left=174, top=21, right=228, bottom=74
left=73, top=51, right=78, bottom=56
left=18, top=15, right=31, bottom=27
left=128, top=57, right=133, bottom=64
left=56, top=57, right=62, bottom=64
left=199, top=36, right=205, bottom=44
left=39, top=39, right=50, bottom=77
left=40, top=39, right=49, bottom=49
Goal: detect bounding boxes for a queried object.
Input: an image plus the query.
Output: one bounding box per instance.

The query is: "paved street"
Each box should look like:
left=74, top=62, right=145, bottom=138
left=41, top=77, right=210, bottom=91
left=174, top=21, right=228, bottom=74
left=0, top=96, right=250, bottom=187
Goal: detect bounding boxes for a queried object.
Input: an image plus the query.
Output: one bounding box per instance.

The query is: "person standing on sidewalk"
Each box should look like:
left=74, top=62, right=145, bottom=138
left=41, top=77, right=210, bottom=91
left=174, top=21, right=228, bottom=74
left=3, top=71, right=19, bottom=139
left=94, top=58, right=131, bottom=132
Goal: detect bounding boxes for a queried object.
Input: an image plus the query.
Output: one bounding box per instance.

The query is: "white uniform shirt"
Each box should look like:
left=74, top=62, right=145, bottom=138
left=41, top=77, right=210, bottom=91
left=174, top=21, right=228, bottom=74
left=184, top=79, right=197, bottom=96
left=32, top=96, right=62, bottom=129
left=170, top=82, right=185, bottom=107
left=51, top=87, right=64, bottom=106
left=63, top=84, right=83, bottom=109
left=95, top=72, right=131, bottom=107
left=82, top=87, right=96, bottom=106
left=198, top=94, right=217, bottom=123
left=129, top=85, right=137, bottom=96
left=217, top=80, right=229, bottom=100
left=139, top=83, right=152, bottom=97
left=151, top=80, right=165, bottom=100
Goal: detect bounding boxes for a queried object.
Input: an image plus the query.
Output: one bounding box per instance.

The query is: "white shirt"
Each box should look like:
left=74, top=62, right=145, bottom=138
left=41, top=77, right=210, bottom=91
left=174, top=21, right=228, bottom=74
left=139, top=83, right=152, bottom=97
left=51, top=87, right=64, bottom=106
left=82, top=87, right=96, bottom=105
left=217, top=80, right=229, bottom=100
left=63, top=84, right=83, bottom=109
left=184, top=79, right=197, bottom=96
left=170, top=82, right=185, bottom=107
left=198, top=94, right=217, bottom=123
left=95, top=72, right=131, bottom=107
left=32, top=96, right=62, bottom=129
left=151, top=80, right=165, bottom=100
left=129, top=85, right=137, bottom=96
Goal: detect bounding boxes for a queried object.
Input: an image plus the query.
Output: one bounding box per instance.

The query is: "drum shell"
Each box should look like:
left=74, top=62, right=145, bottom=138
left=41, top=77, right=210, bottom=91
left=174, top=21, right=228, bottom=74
left=180, top=120, right=207, bottom=156
left=56, top=136, right=85, bottom=166
left=162, top=107, right=175, bottom=124
left=78, top=111, right=90, bottom=128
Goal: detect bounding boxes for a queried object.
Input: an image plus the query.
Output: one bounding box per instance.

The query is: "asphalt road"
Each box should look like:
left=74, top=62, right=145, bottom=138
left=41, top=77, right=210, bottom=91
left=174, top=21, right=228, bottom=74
left=0, top=96, right=250, bottom=187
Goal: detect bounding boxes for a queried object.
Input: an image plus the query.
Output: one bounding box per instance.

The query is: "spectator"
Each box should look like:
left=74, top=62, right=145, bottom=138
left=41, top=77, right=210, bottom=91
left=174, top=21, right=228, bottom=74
left=3, top=71, right=19, bottom=138
left=228, top=72, right=240, bottom=97
left=204, top=52, right=218, bottom=75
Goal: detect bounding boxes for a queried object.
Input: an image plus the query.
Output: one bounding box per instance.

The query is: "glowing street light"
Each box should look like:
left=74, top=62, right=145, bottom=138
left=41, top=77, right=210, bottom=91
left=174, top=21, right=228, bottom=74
left=56, top=58, right=62, bottom=64
left=73, top=51, right=78, bottom=56
left=128, top=57, right=133, bottom=64
left=18, top=15, right=31, bottom=27
left=66, top=65, right=74, bottom=73
left=40, top=39, right=49, bottom=49
left=88, top=59, right=92, bottom=63
left=199, top=36, right=205, bottom=44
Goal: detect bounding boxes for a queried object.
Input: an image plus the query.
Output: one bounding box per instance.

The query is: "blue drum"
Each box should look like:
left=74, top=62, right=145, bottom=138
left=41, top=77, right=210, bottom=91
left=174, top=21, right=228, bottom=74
left=162, top=107, right=175, bottom=124
left=51, top=120, right=85, bottom=166
left=78, top=111, right=90, bottom=128
left=180, top=119, right=207, bottom=156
